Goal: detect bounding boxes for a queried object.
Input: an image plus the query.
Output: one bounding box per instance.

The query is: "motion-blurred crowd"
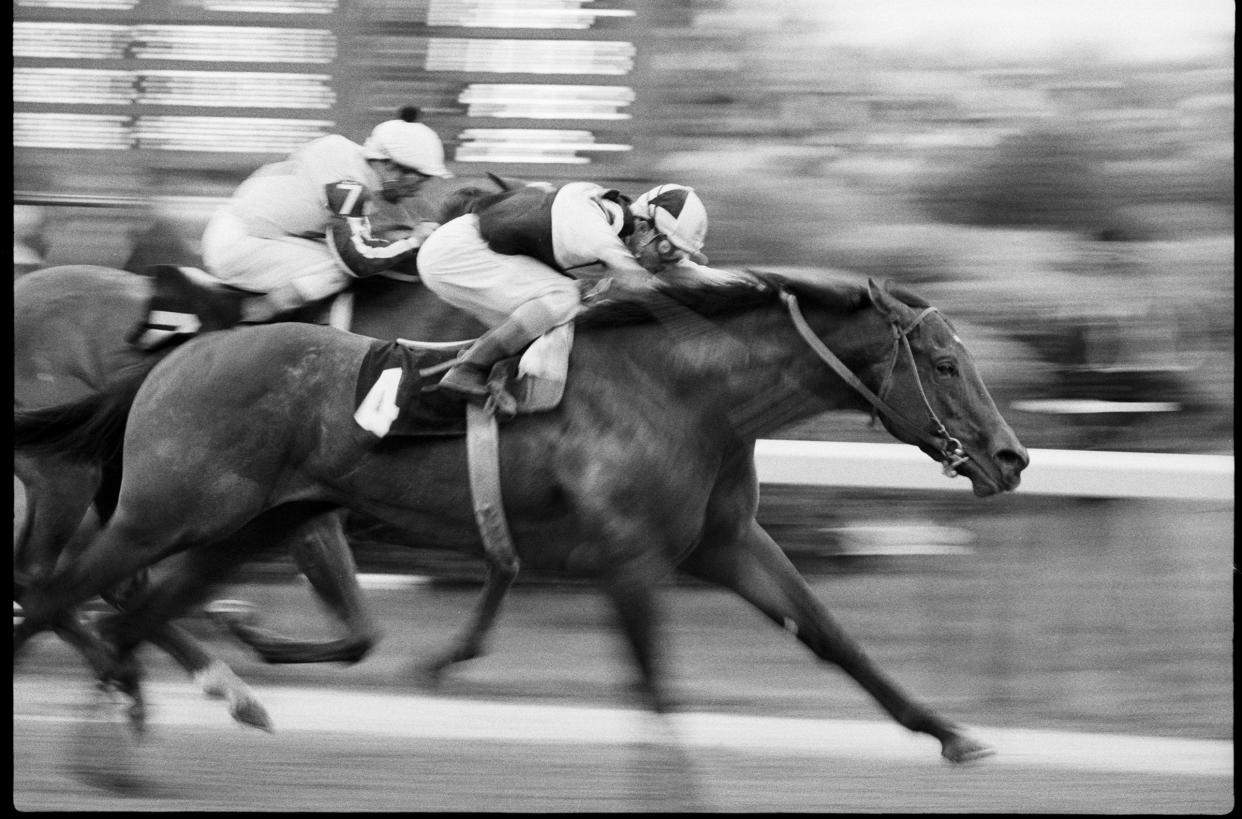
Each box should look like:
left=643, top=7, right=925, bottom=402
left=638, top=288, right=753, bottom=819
left=13, top=6, right=1232, bottom=456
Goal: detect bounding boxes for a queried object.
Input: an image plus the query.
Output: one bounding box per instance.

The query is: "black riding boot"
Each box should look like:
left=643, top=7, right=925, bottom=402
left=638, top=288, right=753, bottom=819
left=437, top=316, right=547, bottom=400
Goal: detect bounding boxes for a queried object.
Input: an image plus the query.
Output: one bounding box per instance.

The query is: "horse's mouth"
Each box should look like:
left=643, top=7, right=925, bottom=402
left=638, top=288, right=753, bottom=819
left=957, top=459, right=1019, bottom=497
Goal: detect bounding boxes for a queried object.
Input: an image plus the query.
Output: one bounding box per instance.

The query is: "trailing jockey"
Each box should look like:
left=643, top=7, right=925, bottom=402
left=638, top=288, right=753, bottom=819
left=200, top=105, right=452, bottom=324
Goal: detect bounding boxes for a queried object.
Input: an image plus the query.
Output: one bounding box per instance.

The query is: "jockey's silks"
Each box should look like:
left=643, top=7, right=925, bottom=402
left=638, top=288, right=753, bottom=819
left=476, top=181, right=634, bottom=275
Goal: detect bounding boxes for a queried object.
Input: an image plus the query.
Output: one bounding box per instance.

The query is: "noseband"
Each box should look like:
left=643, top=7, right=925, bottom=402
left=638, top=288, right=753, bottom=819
left=781, top=290, right=970, bottom=478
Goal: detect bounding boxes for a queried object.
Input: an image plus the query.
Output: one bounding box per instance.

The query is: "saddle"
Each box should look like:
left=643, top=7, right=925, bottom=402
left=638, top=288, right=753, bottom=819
left=351, top=324, right=571, bottom=438
left=127, top=265, right=266, bottom=350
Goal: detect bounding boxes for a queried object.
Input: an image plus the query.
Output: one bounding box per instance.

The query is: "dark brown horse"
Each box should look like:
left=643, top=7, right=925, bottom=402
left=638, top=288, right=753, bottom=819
left=15, top=269, right=1027, bottom=763
left=12, top=176, right=502, bottom=727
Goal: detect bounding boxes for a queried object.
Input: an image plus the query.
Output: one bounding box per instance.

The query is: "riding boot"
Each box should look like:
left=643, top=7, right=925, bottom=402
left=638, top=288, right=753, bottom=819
left=239, top=282, right=309, bottom=325
left=436, top=315, right=547, bottom=400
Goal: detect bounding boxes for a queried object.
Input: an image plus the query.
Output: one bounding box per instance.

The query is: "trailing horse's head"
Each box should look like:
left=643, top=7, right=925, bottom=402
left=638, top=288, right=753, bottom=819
left=860, top=278, right=1028, bottom=497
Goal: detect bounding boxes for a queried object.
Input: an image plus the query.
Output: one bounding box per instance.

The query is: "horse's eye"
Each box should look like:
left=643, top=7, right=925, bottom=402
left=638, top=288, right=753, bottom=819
left=935, top=360, right=958, bottom=377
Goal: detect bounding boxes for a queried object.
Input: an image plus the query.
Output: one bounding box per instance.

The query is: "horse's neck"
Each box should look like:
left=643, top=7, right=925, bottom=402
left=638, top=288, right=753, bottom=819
left=728, top=306, right=885, bottom=417
left=603, top=304, right=880, bottom=438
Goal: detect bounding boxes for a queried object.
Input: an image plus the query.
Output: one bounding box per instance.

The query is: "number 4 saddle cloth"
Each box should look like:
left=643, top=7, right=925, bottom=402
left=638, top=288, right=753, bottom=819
left=353, top=322, right=572, bottom=438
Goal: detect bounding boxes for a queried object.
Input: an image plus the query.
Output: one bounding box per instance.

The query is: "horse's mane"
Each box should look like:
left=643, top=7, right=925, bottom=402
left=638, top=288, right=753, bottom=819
left=575, top=268, right=929, bottom=329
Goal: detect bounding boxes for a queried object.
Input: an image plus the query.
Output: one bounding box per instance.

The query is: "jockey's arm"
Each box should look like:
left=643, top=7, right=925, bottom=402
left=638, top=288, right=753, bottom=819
left=324, top=180, right=421, bottom=278
left=593, top=243, right=657, bottom=289
left=659, top=258, right=753, bottom=287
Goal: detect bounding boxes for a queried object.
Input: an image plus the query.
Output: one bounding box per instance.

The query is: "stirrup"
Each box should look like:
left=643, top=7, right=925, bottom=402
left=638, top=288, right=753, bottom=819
left=432, top=366, right=490, bottom=399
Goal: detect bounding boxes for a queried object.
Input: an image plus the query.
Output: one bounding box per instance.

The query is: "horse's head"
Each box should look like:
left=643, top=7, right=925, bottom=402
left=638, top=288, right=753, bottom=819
left=859, top=278, right=1028, bottom=497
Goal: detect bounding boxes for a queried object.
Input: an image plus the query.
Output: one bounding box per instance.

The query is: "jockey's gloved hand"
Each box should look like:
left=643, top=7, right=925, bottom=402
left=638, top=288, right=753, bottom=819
left=381, top=177, right=423, bottom=203
left=578, top=278, right=613, bottom=304
left=594, top=275, right=657, bottom=302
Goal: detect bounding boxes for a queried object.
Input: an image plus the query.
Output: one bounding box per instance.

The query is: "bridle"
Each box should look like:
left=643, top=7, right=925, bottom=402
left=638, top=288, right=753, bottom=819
left=781, top=290, right=971, bottom=478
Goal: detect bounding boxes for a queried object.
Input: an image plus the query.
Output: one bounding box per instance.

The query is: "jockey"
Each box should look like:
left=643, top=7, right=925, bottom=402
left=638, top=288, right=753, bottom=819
left=201, top=106, right=452, bottom=323
left=416, top=180, right=712, bottom=401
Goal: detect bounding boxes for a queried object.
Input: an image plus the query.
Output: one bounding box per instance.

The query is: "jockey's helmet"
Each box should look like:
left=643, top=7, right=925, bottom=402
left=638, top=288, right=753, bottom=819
left=363, top=106, right=434, bottom=171
left=630, top=184, right=708, bottom=264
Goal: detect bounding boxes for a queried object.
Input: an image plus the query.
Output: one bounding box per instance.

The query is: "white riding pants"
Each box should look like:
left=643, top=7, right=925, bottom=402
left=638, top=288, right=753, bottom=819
left=416, top=213, right=580, bottom=329
left=201, top=210, right=351, bottom=308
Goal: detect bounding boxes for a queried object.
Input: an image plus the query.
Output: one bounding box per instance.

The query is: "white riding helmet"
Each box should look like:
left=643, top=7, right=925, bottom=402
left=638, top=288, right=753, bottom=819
left=630, top=184, right=708, bottom=264
left=362, top=106, right=452, bottom=178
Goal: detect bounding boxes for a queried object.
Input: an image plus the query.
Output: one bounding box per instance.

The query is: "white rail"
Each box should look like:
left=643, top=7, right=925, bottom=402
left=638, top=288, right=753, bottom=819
left=755, top=441, right=1233, bottom=501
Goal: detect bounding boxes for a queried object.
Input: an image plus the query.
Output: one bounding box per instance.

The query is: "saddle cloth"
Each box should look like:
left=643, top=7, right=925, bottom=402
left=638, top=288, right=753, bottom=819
left=353, top=323, right=572, bottom=439
left=127, top=265, right=256, bottom=351
left=353, top=343, right=465, bottom=437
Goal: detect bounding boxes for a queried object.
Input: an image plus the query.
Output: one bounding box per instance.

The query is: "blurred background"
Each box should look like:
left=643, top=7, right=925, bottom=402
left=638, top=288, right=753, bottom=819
left=13, top=0, right=1234, bottom=457
left=12, top=1, right=1234, bottom=797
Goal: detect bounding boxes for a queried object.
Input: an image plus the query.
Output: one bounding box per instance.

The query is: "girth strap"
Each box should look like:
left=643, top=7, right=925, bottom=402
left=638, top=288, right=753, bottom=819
left=465, top=403, right=519, bottom=571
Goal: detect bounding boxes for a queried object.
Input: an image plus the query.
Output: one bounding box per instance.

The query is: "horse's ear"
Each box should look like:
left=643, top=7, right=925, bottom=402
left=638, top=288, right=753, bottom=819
left=486, top=172, right=543, bottom=191
left=867, top=278, right=902, bottom=320
left=485, top=172, right=514, bottom=190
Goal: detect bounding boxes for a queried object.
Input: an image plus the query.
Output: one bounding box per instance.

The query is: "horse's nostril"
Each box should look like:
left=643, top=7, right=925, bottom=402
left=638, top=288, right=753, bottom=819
left=996, top=448, right=1029, bottom=473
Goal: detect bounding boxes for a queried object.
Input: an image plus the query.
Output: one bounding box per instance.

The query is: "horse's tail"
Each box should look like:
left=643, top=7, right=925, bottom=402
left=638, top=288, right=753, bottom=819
left=13, top=363, right=151, bottom=464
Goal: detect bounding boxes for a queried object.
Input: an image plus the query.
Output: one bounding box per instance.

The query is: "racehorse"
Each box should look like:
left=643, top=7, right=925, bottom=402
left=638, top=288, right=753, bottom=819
left=15, top=268, right=1028, bottom=763
left=12, top=175, right=504, bottom=728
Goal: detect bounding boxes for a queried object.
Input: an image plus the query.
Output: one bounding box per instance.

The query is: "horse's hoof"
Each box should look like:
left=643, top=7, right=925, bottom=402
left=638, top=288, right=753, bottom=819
left=231, top=698, right=274, bottom=733
left=204, top=599, right=259, bottom=629
left=417, top=664, right=447, bottom=690
left=126, top=702, right=147, bottom=736
left=941, top=733, right=994, bottom=764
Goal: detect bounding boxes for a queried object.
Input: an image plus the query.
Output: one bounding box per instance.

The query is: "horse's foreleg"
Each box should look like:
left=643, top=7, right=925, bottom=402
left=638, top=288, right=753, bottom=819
left=417, top=554, right=519, bottom=684
left=212, top=512, right=381, bottom=665
left=600, top=556, right=677, bottom=714
left=678, top=519, right=991, bottom=763
left=599, top=556, right=705, bottom=810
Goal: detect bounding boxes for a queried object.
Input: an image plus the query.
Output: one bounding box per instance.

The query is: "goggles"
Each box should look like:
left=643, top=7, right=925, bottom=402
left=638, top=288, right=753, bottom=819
left=380, top=165, right=428, bottom=201
left=639, top=221, right=687, bottom=262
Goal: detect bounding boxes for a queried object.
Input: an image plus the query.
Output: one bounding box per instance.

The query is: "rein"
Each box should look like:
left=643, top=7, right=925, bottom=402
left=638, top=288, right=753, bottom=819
left=780, top=290, right=970, bottom=478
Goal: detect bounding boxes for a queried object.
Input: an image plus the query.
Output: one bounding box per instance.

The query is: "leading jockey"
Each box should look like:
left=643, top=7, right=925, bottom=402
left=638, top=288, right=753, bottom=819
left=201, top=106, right=453, bottom=323
left=416, top=181, right=721, bottom=401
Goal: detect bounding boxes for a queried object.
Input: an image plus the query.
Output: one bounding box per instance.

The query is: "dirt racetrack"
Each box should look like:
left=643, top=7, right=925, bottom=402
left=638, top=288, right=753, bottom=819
left=14, top=490, right=1233, bottom=811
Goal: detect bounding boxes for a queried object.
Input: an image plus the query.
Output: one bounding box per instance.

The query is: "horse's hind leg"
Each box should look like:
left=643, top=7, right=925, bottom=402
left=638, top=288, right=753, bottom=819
left=416, top=553, right=519, bottom=684
left=99, top=504, right=354, bottom=730
left=678, top=518, right=991, bottom=764
left=16, top=497, right=201, bottom=661
left=209, top=511, right=382, bottom=665
left=101, top=544, right=274, bottom=732
left=13, top=454, right=99, bottom=593
left=12, top=457, right=123, bottom=680
left=14, top=456, right=257, bottom=716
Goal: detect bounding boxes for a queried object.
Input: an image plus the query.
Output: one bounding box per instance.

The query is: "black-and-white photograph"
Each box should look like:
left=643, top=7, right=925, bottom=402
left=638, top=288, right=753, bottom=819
left=14, top=0, right=1232, bottom=811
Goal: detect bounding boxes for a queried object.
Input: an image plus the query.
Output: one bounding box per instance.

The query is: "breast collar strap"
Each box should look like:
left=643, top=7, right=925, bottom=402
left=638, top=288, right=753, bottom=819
left=780, top=290, right=970, bottom=477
